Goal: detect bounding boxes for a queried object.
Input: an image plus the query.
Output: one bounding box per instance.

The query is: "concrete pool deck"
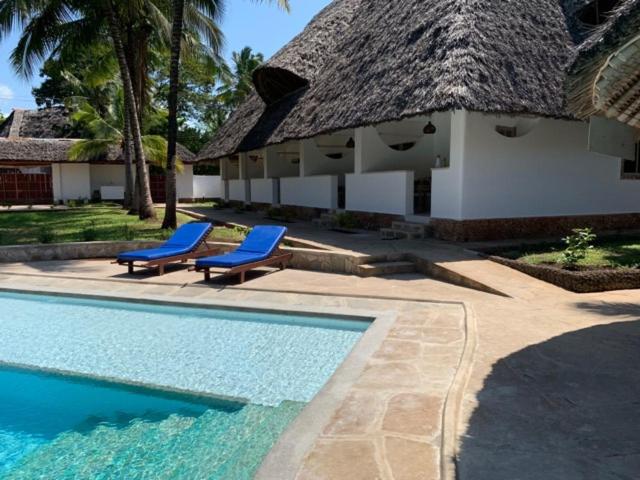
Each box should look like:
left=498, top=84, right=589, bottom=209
left=0, top=257, right=638, bottom=479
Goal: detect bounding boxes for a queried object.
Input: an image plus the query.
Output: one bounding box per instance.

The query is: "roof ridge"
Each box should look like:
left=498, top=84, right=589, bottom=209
left=7, top=109, right=25, bottom=138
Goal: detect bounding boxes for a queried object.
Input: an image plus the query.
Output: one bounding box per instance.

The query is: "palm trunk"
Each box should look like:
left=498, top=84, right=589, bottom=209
left=122, top=100, right=135, bottom=211
left=162, top=0, right=185, bottom=230
left=106, top=0, right=155, bottom=220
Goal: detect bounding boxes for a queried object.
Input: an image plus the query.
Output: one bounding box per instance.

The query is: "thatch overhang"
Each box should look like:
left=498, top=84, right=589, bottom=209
left=198, top=0, right=612, bottom=161
left=567, top=0, right=640, bottom=126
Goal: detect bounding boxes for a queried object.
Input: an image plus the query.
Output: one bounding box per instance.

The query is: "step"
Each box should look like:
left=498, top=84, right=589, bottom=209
left=357, top=261, right=417, bottom=277
left=391, top=221, right=428, bottom=235
left=312, top=217, right=335, bottom=228
left=380, top=228, right=426, bottom=240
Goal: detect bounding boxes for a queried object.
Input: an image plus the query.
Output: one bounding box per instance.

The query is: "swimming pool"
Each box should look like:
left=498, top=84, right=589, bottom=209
left=0, top=291, right=369, bottom=478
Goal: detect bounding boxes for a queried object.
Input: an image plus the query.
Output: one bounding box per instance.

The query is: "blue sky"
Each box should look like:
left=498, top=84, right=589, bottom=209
left=0, top=0, right=331, bottom=115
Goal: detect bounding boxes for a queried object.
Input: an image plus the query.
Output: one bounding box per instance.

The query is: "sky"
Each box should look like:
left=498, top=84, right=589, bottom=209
left=0, top=0, right=331, bottom=115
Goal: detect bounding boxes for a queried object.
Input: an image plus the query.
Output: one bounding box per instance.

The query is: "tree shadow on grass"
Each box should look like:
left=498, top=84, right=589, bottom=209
left=457, top=314, right=640, bottom=479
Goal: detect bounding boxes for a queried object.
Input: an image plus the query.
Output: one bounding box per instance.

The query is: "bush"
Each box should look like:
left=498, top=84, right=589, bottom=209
left=335, top=212, right=361, bottom=230
left=81, top=221, right=98, bottom=241
left=37, top=228, right=55, bottom=244
left=559, top=228, right=596, bottom=268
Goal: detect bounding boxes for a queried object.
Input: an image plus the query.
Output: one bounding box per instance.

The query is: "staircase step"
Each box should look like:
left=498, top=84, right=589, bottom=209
left=380, top=228, right=409, bottom=240
left=357, top=261, right=417, bottom=277
left=391, top=221, right=428, bottom=235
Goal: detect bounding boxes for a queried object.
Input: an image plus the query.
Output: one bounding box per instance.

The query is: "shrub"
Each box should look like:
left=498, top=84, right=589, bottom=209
left=81, top=221, right=98, bottom=241
left=559, top=228, right=596, bottom=268
left=37, top=228, right=55, bottom=244
left=335, top=212, right=361, bottom=230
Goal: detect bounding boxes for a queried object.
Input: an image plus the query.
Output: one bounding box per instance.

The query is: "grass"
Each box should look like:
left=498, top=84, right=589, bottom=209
left=497, top=235, right=640, bottom=269
left=0, top=203, right=244, bottom=246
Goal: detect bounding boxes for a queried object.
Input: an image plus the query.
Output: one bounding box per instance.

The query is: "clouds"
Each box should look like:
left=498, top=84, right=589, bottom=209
left=0, top=84, right=14, bottom=100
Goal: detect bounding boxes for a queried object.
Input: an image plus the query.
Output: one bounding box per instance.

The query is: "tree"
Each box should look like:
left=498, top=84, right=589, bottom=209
left=217, top=47, right=265, bottom=111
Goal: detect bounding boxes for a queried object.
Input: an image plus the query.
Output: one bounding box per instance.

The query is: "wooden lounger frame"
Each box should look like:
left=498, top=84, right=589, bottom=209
left=192, top=250, right=293, bottom=284
left=113, top=226, right=218, bottom=276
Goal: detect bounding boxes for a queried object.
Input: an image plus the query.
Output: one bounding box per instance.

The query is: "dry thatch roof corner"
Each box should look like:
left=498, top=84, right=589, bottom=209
left=0, top=107, right=196, bottom=164
left=198, top=0, right=640, bottom=162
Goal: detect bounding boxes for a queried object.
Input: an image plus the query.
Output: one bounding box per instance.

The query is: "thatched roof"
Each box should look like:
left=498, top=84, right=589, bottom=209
left=0, top=107, right=196, bottom=164
left=567, top=0, right=640, bottom=125
left=199, top=0, right=624, bottom=161
left=0, top=107, right=75, bottom=139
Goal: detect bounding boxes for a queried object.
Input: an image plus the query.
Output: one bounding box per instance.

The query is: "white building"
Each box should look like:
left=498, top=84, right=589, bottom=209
left=0, top=108, right=221, bottom=204
left=198, top=0, right=640, bottom=241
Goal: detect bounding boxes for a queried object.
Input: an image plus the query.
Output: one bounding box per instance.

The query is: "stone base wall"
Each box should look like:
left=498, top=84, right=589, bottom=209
left=431, top=213, right=640, bottom=242
left=491, top=256, right=640, bottom=293
left=0, top=241, right=161, bottom=263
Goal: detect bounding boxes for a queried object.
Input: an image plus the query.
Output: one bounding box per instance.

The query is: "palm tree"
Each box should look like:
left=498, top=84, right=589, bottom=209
left=217, top=47, right=265, bottom=110
left=161, top=2, right=286, bottom=229
left=66, top=97, right=182, bottom=175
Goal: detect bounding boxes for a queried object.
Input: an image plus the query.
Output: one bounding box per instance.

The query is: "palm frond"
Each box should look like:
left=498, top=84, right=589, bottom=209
left=68, top=139, right=117, bottom=162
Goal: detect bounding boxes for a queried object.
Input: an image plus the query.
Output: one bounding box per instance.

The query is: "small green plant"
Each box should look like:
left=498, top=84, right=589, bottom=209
left=122, top=224, right=136, bottom=241
left=37, top=228, right=55, bottom=244
left=559, top=228, right=596, bottom=268
left=335, top=212, right=361, bottom=230
left=81, top=221, right=98, bottom=241
left=160, top=228, right=175, bottom=240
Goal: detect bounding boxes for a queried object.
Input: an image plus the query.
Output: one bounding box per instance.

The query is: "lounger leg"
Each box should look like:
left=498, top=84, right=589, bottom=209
left=204, top=269, right=210, bottom=282
left=240, top=271, right=245, bottom=284
left=128, top=262, right=133, bottom=274
left=158, top=265, right=165, bottom=276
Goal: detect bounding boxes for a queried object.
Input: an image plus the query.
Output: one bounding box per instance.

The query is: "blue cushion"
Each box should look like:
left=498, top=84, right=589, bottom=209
left=195, top=225, right=287, bottom=268
left=236, top=226, right=287, bottom=255
left=118, top=246, right=190, bottom=262
left=196, top=251, right=267, bottom=268
left=118, top=222, right=212, bottom=262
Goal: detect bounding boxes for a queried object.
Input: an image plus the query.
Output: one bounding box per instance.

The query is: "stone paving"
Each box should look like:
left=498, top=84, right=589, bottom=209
left=1, top=239, right=639, bottom=479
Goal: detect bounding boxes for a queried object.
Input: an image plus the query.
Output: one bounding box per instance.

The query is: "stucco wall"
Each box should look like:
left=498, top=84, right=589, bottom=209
left=346, top=171, right=414, bottom=215
left=176, top=164, right=194, bottom=199
left=251, top=178, right=278, bottom=204
left=90, top=165, right=126, bottom=196
left=453, top=112, right=640, bottom=220
left=280, top=175, right=338, bottom=209
left=52, top=163, right=91, bottom=202
left=193, top=175, right=222, bottom=199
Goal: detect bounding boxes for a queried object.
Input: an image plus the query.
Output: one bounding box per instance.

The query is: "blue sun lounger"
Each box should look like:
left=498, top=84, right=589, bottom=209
left=115, top=222, right=218, bottom=275
left=193, top=225, right=292, bottom=283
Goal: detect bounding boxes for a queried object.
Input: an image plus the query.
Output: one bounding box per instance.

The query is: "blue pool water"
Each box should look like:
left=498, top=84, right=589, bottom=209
left=0, top=291, right=368, bottom=478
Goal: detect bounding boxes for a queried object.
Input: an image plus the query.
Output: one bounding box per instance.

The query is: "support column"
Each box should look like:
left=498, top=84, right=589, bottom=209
left=238, top=152, right=251, bottom=204
left=220, top=158, right=230, bottom=202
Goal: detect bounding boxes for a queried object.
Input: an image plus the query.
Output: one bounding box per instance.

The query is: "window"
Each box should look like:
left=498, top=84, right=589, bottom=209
left=495, top=125, right=517, bottom=138
left=578, top=0, right=621, bottom=26
left=622, top=142, right=640, bottom=177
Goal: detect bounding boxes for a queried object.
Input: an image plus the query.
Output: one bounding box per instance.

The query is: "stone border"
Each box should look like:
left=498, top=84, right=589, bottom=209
left=489, top=255, right=640, bottom=293
left=431, top=213, right=640, bottom=242
left=0, top=240, right=161, bottom=263
left=255, top=311, right=398, bottom=480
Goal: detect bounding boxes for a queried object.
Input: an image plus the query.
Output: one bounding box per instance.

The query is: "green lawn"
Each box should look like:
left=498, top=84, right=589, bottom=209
left=0, top=204, right=243, bottom=246
left=497, top=236, right=640, bottom=269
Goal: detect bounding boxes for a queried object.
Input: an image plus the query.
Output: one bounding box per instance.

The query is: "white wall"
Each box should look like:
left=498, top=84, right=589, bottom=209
left=280, top=175, right=338, bottom=209
left=229, top=179, right=250, bottom=202
left=301, top=139, right=354, bottom=176
left=436, top=112, right=640, bottom=220
left=90, top=165, right=125, bottom=196
left=193, top=175, right=222, bottom=199
left=52, top=163, right=91, bottom=202
left=176, top=164, right=194, bottom=200
left=251, top=178, right=278, bottom=204
left=355, top=112, right=451, bottom=179
left=346, top=171, right=414, bottom=215
left=431, top=111, right=466, bottom=219
left=264, top=145, right=300, bottom=178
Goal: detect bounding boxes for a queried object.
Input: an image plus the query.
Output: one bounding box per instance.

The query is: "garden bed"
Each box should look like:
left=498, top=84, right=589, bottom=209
left=483, top=234, right=640, bottom=293
left=488, top=255, right=640, bottom=293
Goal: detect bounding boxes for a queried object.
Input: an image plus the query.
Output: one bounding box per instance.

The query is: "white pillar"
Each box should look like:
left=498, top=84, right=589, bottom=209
left=220, top=158, right=230, bottom=201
